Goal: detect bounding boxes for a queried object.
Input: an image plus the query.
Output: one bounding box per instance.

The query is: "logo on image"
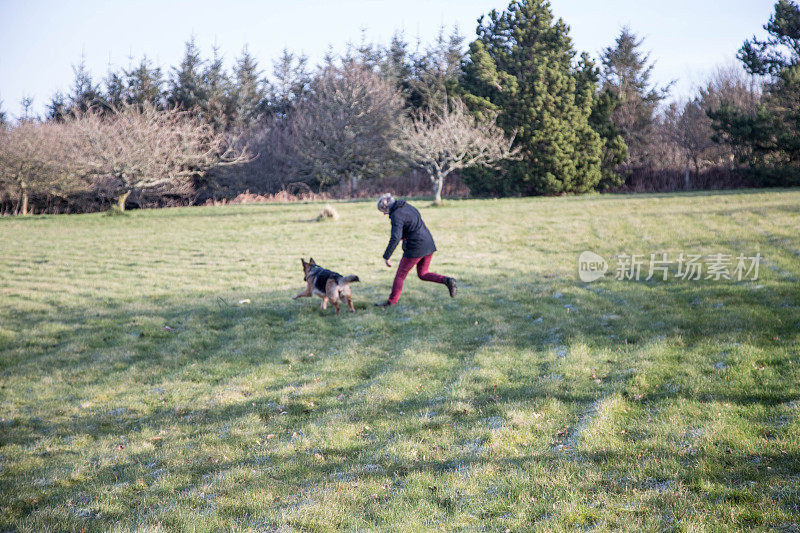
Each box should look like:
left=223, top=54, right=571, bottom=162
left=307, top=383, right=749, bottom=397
left=578, top=251, right=608, bottom=282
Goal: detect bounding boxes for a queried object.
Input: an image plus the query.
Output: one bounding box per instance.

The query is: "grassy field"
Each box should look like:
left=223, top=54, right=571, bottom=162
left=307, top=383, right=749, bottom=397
left=1, top=190, right=799, bottom=531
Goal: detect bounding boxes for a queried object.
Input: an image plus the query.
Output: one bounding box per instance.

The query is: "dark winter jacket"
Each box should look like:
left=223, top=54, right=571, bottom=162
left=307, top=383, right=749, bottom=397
left=382, top=200, right=437, bottom=259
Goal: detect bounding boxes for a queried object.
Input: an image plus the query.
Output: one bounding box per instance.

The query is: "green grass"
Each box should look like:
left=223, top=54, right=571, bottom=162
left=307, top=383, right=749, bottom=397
left=1, top=190, right=799, bottom=531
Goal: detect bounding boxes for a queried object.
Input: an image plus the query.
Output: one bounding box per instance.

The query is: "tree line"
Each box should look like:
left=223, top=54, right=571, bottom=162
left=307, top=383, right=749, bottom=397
left=1, top=0, right=797, bottom=215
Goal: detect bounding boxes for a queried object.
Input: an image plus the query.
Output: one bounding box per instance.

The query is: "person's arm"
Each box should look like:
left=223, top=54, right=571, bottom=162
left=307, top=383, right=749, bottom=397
left=382, top=215, right=403, bottom=262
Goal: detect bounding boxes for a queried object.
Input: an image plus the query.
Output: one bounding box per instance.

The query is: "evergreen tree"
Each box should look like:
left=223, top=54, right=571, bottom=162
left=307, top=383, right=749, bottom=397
left=575, top=53, right=628, bottom=188
left=445, top=27, right=466, bottom=80
left=124, top=56, right=165, bottom=109
left=168, top=37, right=207, bottom=113
left=765, top=64, right=800, bottom=165
left=589, top=88, right=628, bottom=188
left=382, top=31, right=412, bottom=83
left=459, top=0, right=603, bottom=195
left=380, top=31, right=417, bottom=107
left=20, top=96, right=35, bottom=122
left=344, top=29, right=382, bottom=70
left=321, top=45, right=337, bottom=70
left=46, top=92, right=68, bottom=122
left=231, top=46, right=267, bottom=129
left=46, top=56, right=102, bottom=120
left=267, top=49, right=310, bottom=118
left=201, top=46, right=233, bottom=131
left=739, top=0, right=800, bottom=75
left=599, top=26, right=670, bottom=167
left=416, top=26, right=465, bottom=110
left=431, top=25, right=465, bottom=88
left=710, top=66, right=800, bottom=178
left=709, top=0, right=800, bottom=183
left=381, top=27, right=465, bottom=112
left=69, top=56, right=103, bottom=113
left=104, top=68, right=127, bottom=110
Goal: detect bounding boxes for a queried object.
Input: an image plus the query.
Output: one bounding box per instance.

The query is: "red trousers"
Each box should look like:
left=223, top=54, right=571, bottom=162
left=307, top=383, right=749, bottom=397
left=388, top=253, right=447, bottom=304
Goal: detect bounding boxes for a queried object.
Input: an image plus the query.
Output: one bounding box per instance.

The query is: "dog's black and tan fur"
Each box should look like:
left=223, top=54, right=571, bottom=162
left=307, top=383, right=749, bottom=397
left=293, top=258, right=359, bottom=314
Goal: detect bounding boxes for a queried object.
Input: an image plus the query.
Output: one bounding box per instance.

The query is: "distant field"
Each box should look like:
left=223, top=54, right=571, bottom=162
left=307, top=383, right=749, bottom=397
left=1, top=190, right=799, bottom=531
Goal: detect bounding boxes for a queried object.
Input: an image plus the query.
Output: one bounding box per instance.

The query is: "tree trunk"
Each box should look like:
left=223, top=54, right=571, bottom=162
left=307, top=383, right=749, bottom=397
left=350, top=174, right=357, bottom=196
left=684, top=158, right=691, bottom=190
left=433, top=175, right=444, bottom=206
left=117, top=190, right=131, bottom=211
left=19, top=180, right=29, bottom=216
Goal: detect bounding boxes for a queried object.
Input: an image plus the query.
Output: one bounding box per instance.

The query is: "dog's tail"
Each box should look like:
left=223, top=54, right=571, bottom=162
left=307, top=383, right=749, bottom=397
left=341, top=275, right=360, bottom=284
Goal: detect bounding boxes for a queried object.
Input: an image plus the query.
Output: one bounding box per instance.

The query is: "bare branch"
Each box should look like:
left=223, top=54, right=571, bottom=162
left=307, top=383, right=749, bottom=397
left=392, top=98, right=520, bottom=203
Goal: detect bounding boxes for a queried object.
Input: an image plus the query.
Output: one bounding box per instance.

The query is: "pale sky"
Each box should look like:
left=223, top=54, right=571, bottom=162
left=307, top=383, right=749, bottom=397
left=0, top=0, right=775, bottom=119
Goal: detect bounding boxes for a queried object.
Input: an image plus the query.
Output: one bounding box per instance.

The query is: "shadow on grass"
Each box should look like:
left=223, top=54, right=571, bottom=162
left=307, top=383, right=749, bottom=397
left=1, top=271, right=799, bottom=528
left=3, top=272, right=798, bottom=438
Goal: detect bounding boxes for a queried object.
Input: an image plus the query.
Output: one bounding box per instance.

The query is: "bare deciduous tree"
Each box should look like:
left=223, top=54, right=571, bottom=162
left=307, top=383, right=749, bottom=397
left=661, top=100, right=717, bottom=189
left=0, top=123, right=45, bottom=215
left=700, top=64, right=761, bottom=114
left=393, top=99, right=519, bottom=204
left=0, top=120, right=91, bottom=215
left=0, top=103, right=251, bottom=214
left=69, top=103, right=251, bottom=210
left=287, top=64, right=405, bottom=192
left=658, top=64, right=762, bottom=189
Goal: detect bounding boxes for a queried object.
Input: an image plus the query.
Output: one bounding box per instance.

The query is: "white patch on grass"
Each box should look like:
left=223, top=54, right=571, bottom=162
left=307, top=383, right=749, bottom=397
left=553, top=397, right=606, bottom=455
left=482, top=416, right=503, bottom=430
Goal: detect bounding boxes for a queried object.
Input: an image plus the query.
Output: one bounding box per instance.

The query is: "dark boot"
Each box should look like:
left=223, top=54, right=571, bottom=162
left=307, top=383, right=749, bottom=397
left=374, top=300, right=393, bottom=308
left=445, top=277, right=457, bottom=297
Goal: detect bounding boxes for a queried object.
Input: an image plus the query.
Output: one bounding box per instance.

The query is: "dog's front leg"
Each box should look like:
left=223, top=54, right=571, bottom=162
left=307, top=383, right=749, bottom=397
left=293, top=287, right=312, bottom=300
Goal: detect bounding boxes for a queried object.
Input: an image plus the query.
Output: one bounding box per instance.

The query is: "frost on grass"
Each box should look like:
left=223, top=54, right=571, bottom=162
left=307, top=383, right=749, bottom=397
left=3, top=192, right=800, bottom=529
left=553, top=399, right=602, bottom=454
left=552, top=345, right=568, bottom=358
left=482, top=416, right=503, bottom=431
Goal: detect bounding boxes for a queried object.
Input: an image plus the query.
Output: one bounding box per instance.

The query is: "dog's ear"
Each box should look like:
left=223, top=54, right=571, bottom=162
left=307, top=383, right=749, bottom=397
left=309, top=257, right=316, bottom=265
left=301, top=258, right=307, bottom=267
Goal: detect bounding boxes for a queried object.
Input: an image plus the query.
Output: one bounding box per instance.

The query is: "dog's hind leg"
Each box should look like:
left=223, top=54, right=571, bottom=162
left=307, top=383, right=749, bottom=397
left=328, top=293, right=340, bottom=315
left=339, top=285, right=354, bottom=313
left=320, top=297, right=328, bottom=311
left=326, top=280, right=341, bottom=314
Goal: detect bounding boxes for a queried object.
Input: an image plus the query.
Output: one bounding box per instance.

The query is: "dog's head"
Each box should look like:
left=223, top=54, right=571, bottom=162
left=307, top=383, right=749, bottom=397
left=301, top=257, right=317, bottom=280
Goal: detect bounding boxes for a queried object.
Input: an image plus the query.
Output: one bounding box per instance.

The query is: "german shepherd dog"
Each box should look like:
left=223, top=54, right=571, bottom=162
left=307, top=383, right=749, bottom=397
left=293, top=258, right=359, bottom=314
